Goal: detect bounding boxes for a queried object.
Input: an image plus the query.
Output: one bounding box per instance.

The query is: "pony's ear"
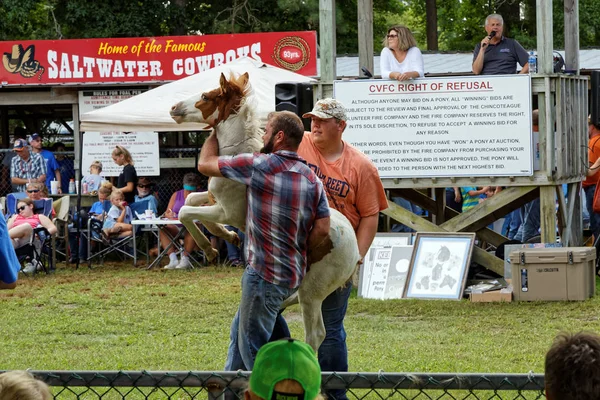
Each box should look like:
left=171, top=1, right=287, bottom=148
left=219, top=73, right=228, bottom=94
left=238, top=72, right=249, bottom=88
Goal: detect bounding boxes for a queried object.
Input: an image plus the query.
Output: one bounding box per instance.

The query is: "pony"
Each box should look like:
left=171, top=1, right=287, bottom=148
left=169, top=72, right=361, bottom=351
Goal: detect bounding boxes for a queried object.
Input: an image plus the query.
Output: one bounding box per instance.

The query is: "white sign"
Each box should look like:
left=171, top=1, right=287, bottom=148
left=359, top=233, right=411, bottom=298
left=78, top=89, right=147, bottom=115
left=361, top=246, right=413, bottom=300
left=82, top=132, right=160, bottom=177
left=334, top=75, right=533, bottom=178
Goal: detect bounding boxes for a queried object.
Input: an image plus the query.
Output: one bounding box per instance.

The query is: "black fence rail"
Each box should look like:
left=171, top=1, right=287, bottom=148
left=8, top=371, right=546, bottom=399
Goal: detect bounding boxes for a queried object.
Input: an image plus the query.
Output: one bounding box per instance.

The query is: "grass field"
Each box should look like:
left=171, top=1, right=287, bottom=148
left=2, top=261, right=600, bottom=376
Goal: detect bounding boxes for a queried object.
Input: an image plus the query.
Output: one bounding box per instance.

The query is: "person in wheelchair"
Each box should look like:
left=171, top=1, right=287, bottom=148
left=7, top=197, right=57, bottom=273
left=102, top=188, right=133, bottom=240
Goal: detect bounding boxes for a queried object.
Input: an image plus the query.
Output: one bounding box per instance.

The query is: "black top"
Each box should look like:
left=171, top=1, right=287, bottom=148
left=473, top=36, right=529, bottom=75
left=117, top=164, right=137, bottom=204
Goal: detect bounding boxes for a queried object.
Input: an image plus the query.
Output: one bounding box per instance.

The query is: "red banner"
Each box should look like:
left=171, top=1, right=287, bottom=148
left=0, top=31, right=317, bottom=86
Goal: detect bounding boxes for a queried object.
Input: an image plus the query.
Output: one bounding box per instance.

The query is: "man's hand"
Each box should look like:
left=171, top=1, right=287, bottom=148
left=480, top=36, right=492, bottom=48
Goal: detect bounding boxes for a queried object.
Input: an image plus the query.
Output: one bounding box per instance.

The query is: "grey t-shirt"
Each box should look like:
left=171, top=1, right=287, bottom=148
left=473, top=36, right=529, bottom=75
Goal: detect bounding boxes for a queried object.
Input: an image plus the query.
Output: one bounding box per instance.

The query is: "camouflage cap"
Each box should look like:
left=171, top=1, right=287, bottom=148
left=302, top=98, right=347, bottom=122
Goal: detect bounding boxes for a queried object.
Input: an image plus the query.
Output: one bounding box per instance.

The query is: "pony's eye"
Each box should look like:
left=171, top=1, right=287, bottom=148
left=201, top=94, right=208, bottom=101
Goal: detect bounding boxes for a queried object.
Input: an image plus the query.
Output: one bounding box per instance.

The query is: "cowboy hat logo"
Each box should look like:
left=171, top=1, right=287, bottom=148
left=2, top=44, right=45, bottom=80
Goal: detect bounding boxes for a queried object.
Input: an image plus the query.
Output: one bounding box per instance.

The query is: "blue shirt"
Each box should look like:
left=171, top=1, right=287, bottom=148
left=39, top=149, right=60, bottom=191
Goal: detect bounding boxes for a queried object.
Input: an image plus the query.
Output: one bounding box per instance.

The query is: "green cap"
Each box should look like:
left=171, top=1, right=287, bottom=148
left=250, top=339, right=321, bottom=400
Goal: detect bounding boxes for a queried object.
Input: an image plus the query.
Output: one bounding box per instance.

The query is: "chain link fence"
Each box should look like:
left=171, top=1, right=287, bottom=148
left=7, top=371, right=546, bottom=399
left=0, top=147, right=204, bottom=215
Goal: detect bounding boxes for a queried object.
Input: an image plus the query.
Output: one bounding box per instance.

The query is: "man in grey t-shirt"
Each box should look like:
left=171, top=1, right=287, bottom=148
left=472, top=13, right=529, bottom=75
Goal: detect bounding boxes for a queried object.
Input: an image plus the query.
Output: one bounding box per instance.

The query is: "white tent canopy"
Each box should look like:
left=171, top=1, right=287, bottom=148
left=80, top=57, right=316, bottom=132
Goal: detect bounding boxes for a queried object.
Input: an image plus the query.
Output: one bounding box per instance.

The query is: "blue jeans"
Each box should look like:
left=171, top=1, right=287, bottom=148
left=514, top=199, right=541, bottom=243
left=503, top=209, right=522, bottom=240
left=391, top=197, right=421, bottom=233
left=584, top=185, right=600, bottom=236
left=225, top=226, right=245, bottom=262
left=225, top=266, right=295, bottom=371
left=270, top=283, right=353, bottom=400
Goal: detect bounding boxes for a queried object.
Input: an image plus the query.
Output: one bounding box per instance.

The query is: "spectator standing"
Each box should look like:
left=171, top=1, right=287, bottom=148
left=460, top=187, right=490, bottom=213
left=82, top=160, right=104, bottom=193
left=584, top=118, right=600, bottom=239
left=1, top=127, right=27, bottom=195
left=10, top=139, right=47, bottom=193
left=472, top=13, right=529, bottom=75
left=197, top=111, right=331, bottom=371
left=445, top=187, right=462, bottom=213
left=247, top=338, right=324, bottom=400
left=273, top=99, right=388, bottom=400
left=29, top=133, right=61, bottom=193
left=380, top=25, right=424, bottom=81
left=112, top=145, right=137, bottom=204
left=545, top=331, right=600, bottom=400
left=0, top=214, right=20, bottom=289
left=52, top=142, right=75, bottom=194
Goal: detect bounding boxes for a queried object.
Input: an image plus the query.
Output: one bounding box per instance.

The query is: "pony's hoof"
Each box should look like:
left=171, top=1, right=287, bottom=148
left=229, top=232, right=241, bottom=247
left=205, top=248, right=220, bottom=263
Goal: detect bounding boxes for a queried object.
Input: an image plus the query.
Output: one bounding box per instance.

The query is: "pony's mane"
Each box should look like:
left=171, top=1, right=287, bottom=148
left=227, top=73, right=262, bottom=139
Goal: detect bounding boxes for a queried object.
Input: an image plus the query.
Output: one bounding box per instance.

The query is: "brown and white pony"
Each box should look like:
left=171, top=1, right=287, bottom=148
left=169, top=72, right=360, bottom=351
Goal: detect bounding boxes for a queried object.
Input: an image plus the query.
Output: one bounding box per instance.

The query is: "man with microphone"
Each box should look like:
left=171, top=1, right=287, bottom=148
left=472, top=13, right=529, bottom=75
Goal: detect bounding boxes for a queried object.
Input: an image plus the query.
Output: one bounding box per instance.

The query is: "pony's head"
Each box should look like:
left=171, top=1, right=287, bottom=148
left=170, top=72, right=250, bottom=127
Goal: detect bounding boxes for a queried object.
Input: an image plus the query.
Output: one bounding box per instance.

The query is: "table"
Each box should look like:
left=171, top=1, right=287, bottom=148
left=50, top=193, right=97, bottom=208
left=132, top=218, right=205, bottom=270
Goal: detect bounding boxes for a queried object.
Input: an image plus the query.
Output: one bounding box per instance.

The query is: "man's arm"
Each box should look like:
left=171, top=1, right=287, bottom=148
left=519, top=62, right=530, bottom=74
left=355, top=213, right=380, bottom=259
left=472, top=43, right=486, bottom=75
left=197, top=132, right=223, bottom=178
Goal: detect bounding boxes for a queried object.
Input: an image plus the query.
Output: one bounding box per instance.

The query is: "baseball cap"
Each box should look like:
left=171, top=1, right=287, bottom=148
left=29, top=133, right=41, bottom=143
left=249, top=339, right=321, bottom=400
left=302, top=98, right=347, bottom=122
left=13, top=138, right=27, bottom=151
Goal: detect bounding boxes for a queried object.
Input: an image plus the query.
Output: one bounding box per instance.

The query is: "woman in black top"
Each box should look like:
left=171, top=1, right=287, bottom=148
left=112, top=145, right=137, bottom=204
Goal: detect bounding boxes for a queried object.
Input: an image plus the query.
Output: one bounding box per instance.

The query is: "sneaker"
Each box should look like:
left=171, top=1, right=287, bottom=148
left=23, top=262, right=36, bottom=274
left=164, top=257, right=179, bottom=270
left=176, top=257, right=192, bottom=270
left=35, top=260, right=44, bottom=271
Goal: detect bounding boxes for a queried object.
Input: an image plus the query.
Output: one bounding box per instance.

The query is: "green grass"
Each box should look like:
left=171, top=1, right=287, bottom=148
left=2, top=262, right=600, bottom=376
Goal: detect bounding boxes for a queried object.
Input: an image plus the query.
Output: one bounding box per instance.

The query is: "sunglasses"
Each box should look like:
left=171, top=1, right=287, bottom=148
left=387, top=34, right=398, bottom=38
left=27, top=189, right=40, bottom=193
left=138, top=184, right=152, bottom=189
left=17, top=205, right=27, bottom=212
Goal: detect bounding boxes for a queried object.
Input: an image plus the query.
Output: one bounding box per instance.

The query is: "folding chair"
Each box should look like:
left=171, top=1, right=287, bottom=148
left=52, top=196, right=71, bottom=264
left=10, top=198, right=55, bottom=274
left=86, top=201, right=139, bottom=267
left=5, top=192, right=27, bottom=219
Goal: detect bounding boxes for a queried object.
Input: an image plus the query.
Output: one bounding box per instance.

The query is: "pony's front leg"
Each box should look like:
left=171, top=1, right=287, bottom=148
left=202, top=221, right=241, bottom=247
left=178, top=205, right=219, bottom=261
left=184, top=192, right=210, bottom=207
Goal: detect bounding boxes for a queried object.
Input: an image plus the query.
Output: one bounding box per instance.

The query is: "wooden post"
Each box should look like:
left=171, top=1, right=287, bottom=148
left=536, top=0, right=553, bottom=74
left=72, top=103, right=81, bottom=180
left=357, top=0, right=374, bottom=77
left=540, top=186, right=557, bottom=243
left=319, top=0, right=336, bottom=84
left=563, top=0, right=580, bottom=73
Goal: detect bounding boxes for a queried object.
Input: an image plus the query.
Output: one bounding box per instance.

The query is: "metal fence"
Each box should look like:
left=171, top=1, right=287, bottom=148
left=12, top=371, right=546, bottom=399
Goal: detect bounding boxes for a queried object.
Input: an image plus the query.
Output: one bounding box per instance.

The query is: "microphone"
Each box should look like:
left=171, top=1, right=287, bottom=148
left=361, top=66, right=373, bottom=78
left=482, top=30, right=496, bottom=48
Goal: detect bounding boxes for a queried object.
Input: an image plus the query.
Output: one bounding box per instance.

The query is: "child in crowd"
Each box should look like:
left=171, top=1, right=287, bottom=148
left=460, top=186, right=491, bottom=213
left=82, top=160, right=104, bottom=193
left=102, top=188, right=133, bottom=239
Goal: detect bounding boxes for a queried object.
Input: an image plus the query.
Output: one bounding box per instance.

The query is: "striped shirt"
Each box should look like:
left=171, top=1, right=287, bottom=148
left=10, top=151, right=47, bottom=192
left=219, top=150, right=330, bottom=289
left=460, top=187, right=480, bottom=212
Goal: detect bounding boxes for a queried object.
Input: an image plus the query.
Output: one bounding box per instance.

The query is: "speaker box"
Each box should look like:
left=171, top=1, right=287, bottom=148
left=275, top=82, right=314, bottom=131
left=591, top=71, right=600, bottom=126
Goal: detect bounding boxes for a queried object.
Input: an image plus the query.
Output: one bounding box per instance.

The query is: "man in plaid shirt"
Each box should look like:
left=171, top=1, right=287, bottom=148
left=10, top=139, right=47, bottom=193
left=198, top=111, right=331, bottom=371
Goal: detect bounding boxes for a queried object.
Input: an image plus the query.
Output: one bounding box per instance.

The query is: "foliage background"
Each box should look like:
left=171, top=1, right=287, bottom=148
left=0, top=0, right=598, bottom=54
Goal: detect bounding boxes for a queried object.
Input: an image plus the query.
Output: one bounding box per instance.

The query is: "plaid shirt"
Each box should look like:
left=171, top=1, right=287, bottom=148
left=219, top=150, right=330, bottom=289
left=10, top=151, right=47, bottom=192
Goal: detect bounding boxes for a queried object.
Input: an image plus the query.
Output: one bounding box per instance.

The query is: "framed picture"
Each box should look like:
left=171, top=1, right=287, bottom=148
left=358, top=233, right=412, bottom=298
left=404, top=232, right=475, bottom=300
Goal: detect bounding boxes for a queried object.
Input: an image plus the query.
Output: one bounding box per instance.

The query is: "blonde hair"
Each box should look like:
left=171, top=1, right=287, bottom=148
left=0, top=371, right=52, bottom=400
left=26, top=181, right=46, bottom=195
left=110, top=188, right=124, bottom=201
left=98, top=181, right=113, bottom=197
left=112, top=145, right=134, bottom=165
left=90, top=160, right=103, bottom=173
left=382, top=25, right=418, bottom=51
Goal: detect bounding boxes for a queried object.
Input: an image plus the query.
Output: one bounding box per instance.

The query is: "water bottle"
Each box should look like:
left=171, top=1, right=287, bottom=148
left=68, top=178, right=75, bottom=194
left=82, top=182, right=89, bottom=194
left=528, top=51, right=537, bottom=74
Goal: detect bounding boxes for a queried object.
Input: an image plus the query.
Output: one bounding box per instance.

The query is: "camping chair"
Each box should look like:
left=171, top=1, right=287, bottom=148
left=10, top=198, right=56, bottom=274
left=4, top=192, right=27, bottom=219
left=86, top=201, right=140, bottom=267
